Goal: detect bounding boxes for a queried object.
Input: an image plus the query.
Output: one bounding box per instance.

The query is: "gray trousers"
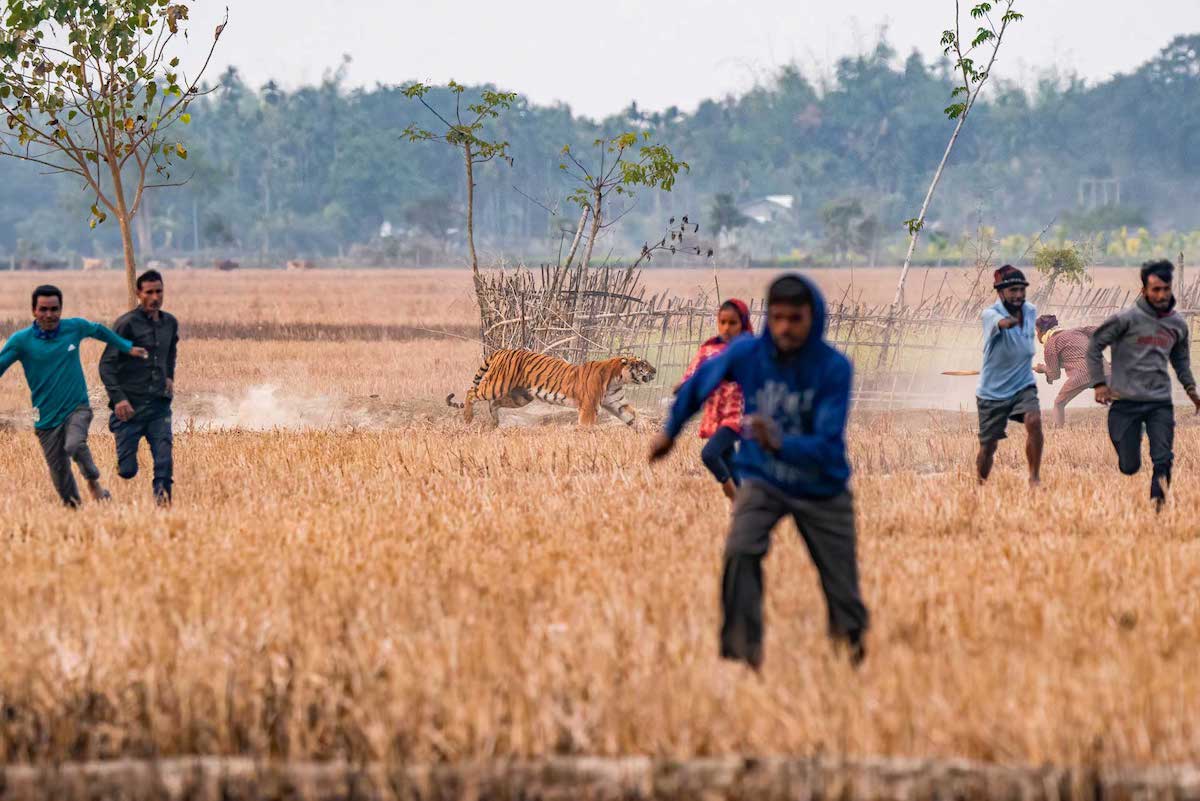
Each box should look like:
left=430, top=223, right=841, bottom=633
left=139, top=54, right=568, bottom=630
left=35, top=405, right=100, bottom=507
left=721, top=479, right=869, bottom=667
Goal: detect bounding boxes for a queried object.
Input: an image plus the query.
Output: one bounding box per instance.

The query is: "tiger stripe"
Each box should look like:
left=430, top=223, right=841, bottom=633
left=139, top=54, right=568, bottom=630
left=446, top=349, right=657, bottom=426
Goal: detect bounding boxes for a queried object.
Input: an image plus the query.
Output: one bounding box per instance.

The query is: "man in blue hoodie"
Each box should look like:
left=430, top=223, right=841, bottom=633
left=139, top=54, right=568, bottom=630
left=649, top=274, right=868, bottom=669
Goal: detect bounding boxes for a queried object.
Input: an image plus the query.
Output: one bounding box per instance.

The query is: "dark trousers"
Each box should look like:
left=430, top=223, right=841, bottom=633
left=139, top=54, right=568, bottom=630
left=35, top=405, right=100, bottom=507
left=109, top=407, right=174, bottom=502
left=1108, top=400, right=1174, bottom=500
left=700, top=426, right=740, bottom=485
left=721, top=480, right=869, bottom=667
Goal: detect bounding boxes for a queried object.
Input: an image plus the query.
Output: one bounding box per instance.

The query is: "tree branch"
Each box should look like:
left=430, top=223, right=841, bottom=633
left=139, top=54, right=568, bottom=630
left=0, top=148, right=85, bottom=178
left=511, top=184, right=557, bottom=215
left=413, top=94, right=456, bottom=133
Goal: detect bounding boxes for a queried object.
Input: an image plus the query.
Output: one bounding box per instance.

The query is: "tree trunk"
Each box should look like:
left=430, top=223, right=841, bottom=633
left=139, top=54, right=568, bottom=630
left=116, top=214, right=138, bottom=307
left=579, top=192, right=602, bottom=271
left=1179, top=250, right=1186, bottom=307
left=109, top=165, right=138, bottom=307
left=134, top=192, right=153, bottom=259
left=263, top=160, right=272, bottom=261
left=570, top=194, right=603, bottom=360
left=464, top=143, right=478, bottom=279
left=562, top=206, right=589, bottom=269
left=893, top=111, right=970, bottom=308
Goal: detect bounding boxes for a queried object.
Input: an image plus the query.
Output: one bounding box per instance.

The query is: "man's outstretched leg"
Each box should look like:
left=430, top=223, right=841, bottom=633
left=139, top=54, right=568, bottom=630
left=720, top=481, right=785, bottom=670
left=35, top=423, right=81, bottom=507
left=793, top=491, right=869, bottom=666
left=146, top=412, right=174, bottom=506
left=1108, top=401, right=1145, bottom=477
left=975, top=394, right=1016, bottom=483
left=110, top=414, right=143, bottom=483
left=62, top=405, right=109, bottom=501
left=976, top=440, right=999, bottom=483
left=1024, top=410, right=1043, bottom=487
left=1146, top=402, right=1175, bottom=510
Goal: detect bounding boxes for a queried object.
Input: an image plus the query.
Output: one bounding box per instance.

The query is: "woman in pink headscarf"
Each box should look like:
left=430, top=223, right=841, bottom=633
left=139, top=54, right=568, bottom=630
left=677, top=298, right=753, bottom=500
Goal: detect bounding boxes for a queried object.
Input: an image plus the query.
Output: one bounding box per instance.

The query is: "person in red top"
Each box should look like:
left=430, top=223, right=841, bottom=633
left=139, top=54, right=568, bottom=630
left=677, top=298, right=752, bottom=500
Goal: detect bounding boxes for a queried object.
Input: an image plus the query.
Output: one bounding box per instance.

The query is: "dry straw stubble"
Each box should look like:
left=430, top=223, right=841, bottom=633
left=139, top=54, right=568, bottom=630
left=1, top=418, right=1200, bottom=765
left=1, top=267, right=1198, bottom=769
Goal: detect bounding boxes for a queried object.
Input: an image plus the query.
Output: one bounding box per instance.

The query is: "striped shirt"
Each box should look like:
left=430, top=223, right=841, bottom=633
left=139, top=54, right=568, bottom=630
left=1042, top=326, right=1096, bottom=382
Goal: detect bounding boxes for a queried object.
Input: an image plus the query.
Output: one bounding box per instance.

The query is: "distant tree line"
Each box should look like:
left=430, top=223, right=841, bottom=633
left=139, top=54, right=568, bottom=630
left=2, top=34, right=1200, bottom=267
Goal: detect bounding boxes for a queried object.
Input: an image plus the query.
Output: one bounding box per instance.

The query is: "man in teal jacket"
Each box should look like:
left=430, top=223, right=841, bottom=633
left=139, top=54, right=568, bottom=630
left=0, top=285, right=146, bottom=507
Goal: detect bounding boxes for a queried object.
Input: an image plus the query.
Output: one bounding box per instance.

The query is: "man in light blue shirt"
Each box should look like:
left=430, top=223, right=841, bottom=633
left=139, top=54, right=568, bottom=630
left=976, top=265, right=1043, bottom=486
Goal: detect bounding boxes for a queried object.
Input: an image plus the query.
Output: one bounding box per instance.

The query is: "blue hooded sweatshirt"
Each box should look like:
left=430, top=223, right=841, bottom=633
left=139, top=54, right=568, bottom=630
left=665, top=275, right=852, bottom=498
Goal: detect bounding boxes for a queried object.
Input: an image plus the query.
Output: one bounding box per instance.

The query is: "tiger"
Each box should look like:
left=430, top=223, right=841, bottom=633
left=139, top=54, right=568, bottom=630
left=446, top=349, right=657, bottom=426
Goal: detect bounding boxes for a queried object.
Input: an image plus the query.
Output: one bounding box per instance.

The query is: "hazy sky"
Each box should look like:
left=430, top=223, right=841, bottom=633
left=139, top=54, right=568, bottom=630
left=183, top=1, right=1200, bottom=118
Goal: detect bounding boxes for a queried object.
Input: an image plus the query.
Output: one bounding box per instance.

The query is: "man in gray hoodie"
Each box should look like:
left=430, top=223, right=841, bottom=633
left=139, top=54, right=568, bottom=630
left=1087, top=260, right=1200, bottom=507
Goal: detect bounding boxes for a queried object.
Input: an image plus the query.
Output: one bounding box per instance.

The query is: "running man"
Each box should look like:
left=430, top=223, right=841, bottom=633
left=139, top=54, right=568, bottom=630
left=0, top=285, right=146, bottom=506
left=1087, top=259, right=1200, bottom=509
left=1034, top=314, right=1108, bottom=427
left=99, top=269, right=180, bottom=506
left=649, top=274, right=869, bottom=670
left=976, top=265, right=1043, bottom=486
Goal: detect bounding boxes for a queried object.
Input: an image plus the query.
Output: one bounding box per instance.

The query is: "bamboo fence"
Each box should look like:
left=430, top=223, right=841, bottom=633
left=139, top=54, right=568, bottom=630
left=474, top=266, right=1200, bottom=413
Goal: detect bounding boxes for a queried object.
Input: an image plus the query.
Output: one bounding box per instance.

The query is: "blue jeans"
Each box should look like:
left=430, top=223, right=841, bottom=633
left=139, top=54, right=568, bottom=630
left=109, top=406, right=173, bottom=503
left=701, top=426, right=740, bottom=485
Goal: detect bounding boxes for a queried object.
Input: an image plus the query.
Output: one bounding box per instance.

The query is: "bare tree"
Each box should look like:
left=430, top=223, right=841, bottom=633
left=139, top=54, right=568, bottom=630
left=0, top=2, right=227, bottom=305
left=558, top=132, right=689, bottom=272
left=401, top=81, right=516, bottom=282
left=893, top=0, right=1023, bottom=307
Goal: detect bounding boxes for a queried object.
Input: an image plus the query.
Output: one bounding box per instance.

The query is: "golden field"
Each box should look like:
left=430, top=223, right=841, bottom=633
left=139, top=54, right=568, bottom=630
left=0, top=267, right=1198, bottom=767
left=0, top=264, right=1154, bottom=328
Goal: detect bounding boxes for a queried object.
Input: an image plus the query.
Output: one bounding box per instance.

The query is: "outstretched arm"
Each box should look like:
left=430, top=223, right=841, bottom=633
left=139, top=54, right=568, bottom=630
left=650, top=343, right=743, bottom=462
left=1087, top=314, right=1125, bottom=388
left=82, top=320, right=137, bottom=354
left=0, top=336, right=20, bottom=379
left=99, top=319, right=134, bottom=408
left=1169, top=327, right=1200, bottom=411
left=982, top=307, right=1018, bottom=338
left=664, top=345, right=740, bottom=439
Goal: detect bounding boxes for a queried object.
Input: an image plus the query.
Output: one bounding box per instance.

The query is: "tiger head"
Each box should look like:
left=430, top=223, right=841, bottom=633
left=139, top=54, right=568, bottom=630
left=618, top=356, right=657, bottom=385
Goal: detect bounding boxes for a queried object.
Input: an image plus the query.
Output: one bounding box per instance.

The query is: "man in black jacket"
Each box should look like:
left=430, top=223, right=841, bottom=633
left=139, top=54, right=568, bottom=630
left=99, top=269, right=180, bottom=505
